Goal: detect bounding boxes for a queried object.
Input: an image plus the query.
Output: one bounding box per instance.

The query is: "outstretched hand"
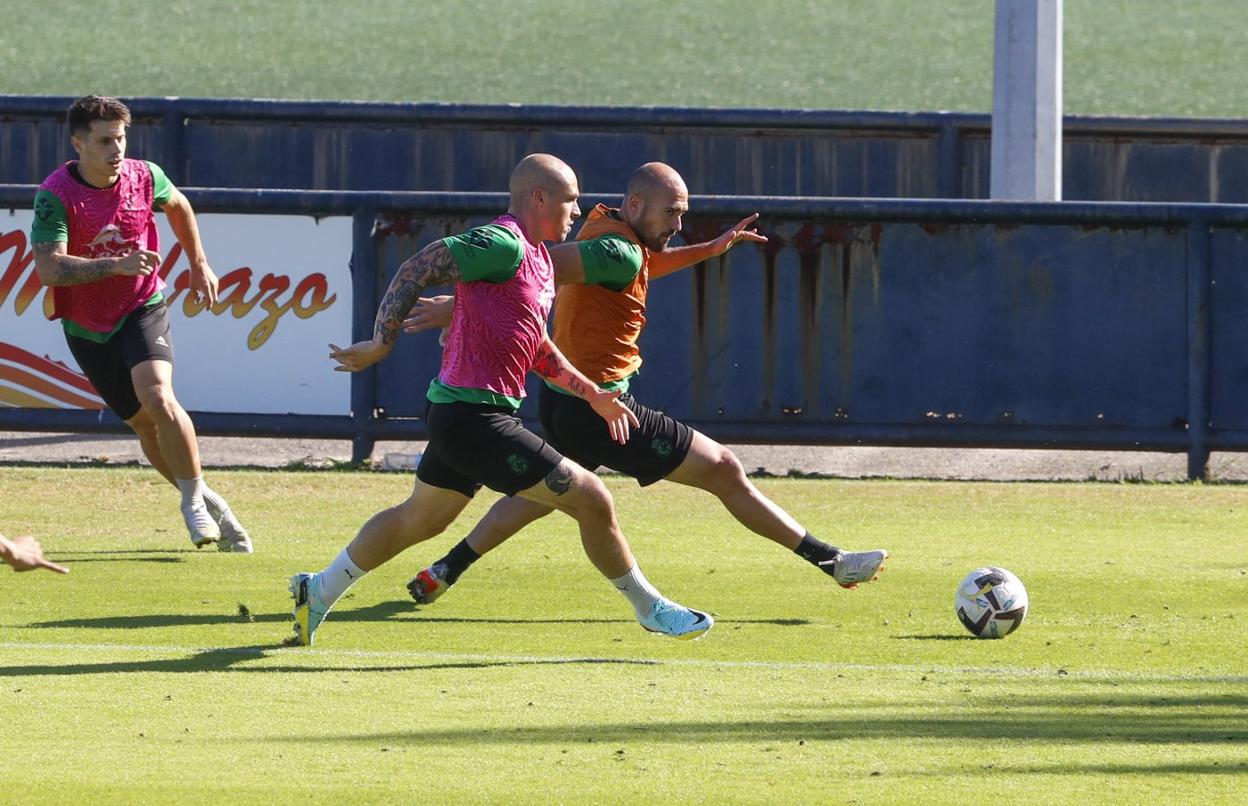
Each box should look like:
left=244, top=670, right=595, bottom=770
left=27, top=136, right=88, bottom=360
left=0, top=534, right=69, bottom=574
left=589, top=391, right=641, bottom=445
left=329, top=339, right=391, bottom=372
left=713, top=213, right=768, bottom=254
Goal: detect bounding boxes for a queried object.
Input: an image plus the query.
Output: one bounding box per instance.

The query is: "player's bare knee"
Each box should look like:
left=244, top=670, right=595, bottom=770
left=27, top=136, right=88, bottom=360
left=135, top=385, right=181, bottom=423
left=577, top=476, right=616, bottom=526
left=709, top=445, right=748, bottom=492
left=549, top=463, right=614, bottom=523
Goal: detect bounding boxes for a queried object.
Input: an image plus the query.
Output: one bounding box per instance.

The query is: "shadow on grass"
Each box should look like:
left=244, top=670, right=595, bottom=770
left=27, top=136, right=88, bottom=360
left=26, top=601, right=414, bottom=629
left=49, top=556, right=186, bottom=564
left=978, top=761, right=1247, bottom=776
left=49, top=549, right=186, bottom=555
left=0, top=644, right=656, bottom=676
left=26, top=601, right=809, bottom=630
left=45, top=549, right=192, bottom=564
left=266, top=706, right=1248, bottom=749
left=893, top=634, right=979, bottom=641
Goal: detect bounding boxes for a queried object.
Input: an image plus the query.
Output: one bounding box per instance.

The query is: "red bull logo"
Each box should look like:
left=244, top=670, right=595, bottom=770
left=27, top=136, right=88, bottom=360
left=86, top=224, right=138, bottom=256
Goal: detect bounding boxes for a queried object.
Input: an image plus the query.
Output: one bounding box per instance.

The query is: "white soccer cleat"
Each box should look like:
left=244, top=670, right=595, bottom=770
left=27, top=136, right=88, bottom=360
left=182, top=499, right=221, bottom=548
left=215, top=511, right=253, bottom=554
left=822, top=549, right=888, bottom=589
left=202, top=496, right=252, bottom=554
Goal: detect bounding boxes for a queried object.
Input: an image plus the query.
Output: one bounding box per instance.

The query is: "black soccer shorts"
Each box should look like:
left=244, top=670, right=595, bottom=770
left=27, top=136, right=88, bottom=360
left=538, top=385, right=693, bottom=487
left=64, top=301, right=176, bottom=421
left=416, top=399, right=565, bottom=497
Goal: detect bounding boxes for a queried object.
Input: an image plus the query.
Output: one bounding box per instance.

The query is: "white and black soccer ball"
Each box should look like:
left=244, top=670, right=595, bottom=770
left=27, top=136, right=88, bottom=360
left=955, top=566, right=1028, bottom=639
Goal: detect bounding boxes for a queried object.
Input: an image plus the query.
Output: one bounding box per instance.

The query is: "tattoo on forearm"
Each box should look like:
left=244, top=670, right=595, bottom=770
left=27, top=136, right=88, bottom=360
left=544, top=462, right=574, bottom=495
left=374, top=244, right=460, bottom=344
left=532, top=344, right=595, bottom=398
left=33, top=242, right=116, bottom=286
left=531, top=348, right=561, bottom=379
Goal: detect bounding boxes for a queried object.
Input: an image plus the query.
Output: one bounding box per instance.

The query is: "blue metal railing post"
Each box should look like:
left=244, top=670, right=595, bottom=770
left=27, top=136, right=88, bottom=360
left=1186, top=218, right=1213, bottom=480
left=161, top=105, right=187, bottom=185
left=936, top=120, right=963, bottom=198
left=349, top=208, right=379, bottom=464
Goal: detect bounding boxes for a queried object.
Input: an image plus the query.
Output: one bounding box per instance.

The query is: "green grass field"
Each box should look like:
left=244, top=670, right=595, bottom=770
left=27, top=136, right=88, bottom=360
left=1, top=467, right=1244, bottom=803
left=3, top=0, right=1247, bottom=117
left=3, top=2, right=1247, bottom=803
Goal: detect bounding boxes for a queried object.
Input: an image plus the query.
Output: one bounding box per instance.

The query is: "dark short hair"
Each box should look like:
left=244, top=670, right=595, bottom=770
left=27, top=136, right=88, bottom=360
left=66, top=95, right=131, bottom=135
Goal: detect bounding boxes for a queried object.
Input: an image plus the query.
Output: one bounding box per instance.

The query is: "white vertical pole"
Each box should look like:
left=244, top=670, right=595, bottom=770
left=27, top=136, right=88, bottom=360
left=991, top=0, right=1063, bottom=200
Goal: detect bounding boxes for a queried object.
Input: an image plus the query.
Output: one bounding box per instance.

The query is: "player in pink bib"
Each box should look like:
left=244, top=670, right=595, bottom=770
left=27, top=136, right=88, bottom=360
left=289, top=154, right=713, bottom=645
left=31, top=95, right=252, bottom=553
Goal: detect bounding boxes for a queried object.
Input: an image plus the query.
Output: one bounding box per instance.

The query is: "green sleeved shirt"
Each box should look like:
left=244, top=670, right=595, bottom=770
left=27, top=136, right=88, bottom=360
left=577, top=234, right=644, bottom=291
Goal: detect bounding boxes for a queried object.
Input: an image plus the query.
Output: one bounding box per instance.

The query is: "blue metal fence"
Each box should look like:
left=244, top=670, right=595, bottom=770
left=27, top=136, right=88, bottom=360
left=5, top=96, right=1248, bottom=201
left=4, top=184, right=1247, bottom=478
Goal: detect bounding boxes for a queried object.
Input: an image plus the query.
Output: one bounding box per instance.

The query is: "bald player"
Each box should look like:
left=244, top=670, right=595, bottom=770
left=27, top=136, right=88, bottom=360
left=288, top=155, right=713, bottom=646
left=404, top=162, right=887, bottom=608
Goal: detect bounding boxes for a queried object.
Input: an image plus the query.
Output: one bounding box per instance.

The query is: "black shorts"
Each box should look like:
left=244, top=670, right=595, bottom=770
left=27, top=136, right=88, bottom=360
left=64, top=301, right=175, bottom=421
left=538, top=385, right=693, bottom=486
left=416, top=399, right=565, bottom=498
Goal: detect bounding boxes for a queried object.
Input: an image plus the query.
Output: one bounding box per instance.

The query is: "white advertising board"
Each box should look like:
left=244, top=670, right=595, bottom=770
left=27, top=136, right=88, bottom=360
left=0, top=208, right=353, bottom=416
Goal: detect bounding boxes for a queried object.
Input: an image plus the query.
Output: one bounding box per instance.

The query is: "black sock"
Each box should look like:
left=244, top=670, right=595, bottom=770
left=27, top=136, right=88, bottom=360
left=794, top=533, right=842, bottom=575
left=437, top=539, right=481, bottom=585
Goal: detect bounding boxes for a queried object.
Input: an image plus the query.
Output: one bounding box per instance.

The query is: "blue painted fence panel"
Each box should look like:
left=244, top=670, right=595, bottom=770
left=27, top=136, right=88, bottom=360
left=5, top=185, right=1248, bottom=476
left=6, top=96, right=1248, bottom=201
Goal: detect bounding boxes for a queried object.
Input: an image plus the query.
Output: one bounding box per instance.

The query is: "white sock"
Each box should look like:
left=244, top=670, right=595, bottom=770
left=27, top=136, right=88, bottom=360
left=609, top=564, right=663, bottom=619
left=175, top=476, right=205, bottom=507
left=316, top=548, right=367, bottom=608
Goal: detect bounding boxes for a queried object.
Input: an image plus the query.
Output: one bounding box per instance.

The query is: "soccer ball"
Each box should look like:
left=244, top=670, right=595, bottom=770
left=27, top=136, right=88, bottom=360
left=955, top=567, right=1028, bottom=639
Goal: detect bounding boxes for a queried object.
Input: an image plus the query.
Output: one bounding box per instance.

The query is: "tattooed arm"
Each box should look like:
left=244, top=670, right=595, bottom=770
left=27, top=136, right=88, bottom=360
left=531, top=336, right=640, bottom=444
left=329, top=241, right=460, bottom=372
left=32, top=241, right=160, bottom=287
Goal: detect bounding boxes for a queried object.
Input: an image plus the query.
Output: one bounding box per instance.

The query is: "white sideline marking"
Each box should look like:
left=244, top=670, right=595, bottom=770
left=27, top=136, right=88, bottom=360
left=0, top=641, right=1245, bottom=683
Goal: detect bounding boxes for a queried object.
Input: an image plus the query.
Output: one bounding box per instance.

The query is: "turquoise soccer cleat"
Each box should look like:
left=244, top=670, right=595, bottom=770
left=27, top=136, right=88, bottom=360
left=638, top=599, right=714, bottom=640
left=288, top=572, right=329, bottom=646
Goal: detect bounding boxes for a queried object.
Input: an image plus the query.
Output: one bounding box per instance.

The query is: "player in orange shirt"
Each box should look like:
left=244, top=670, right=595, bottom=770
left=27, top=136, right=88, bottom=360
left=403, top=163, right=887, bottom=605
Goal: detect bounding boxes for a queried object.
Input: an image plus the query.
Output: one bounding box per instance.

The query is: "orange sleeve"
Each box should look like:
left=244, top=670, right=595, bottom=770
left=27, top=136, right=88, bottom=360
left=648, top=241, right=724, bottom=280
